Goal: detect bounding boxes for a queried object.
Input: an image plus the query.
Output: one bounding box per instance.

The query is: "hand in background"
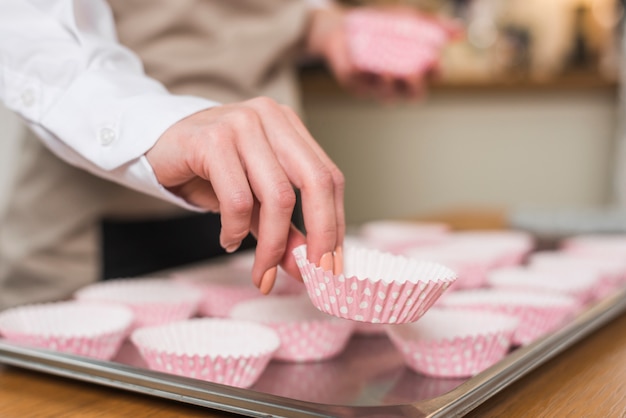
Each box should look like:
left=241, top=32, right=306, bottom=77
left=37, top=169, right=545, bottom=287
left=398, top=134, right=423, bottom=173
left=307, top=5, right=463, bottom=103
left=146, top=97, right=345, bottom=293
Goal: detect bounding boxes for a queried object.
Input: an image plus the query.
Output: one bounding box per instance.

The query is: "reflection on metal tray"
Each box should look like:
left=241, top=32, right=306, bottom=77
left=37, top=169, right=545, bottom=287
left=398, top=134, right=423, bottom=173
left=0, top=280, right=625, bottom=417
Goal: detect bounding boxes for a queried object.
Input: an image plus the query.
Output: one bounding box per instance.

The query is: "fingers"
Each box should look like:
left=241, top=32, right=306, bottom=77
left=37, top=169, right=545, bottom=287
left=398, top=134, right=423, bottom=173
left=244, top=98, right=340, bottom=273
left=279, top=105, right=346, bottom=257
left=148, top=99, right=345, bottom=292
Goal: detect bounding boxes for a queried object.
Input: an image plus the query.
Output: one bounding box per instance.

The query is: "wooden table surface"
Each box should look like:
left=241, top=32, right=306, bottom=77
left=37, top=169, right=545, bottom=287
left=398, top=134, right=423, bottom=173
left=1, top=310, right=625, bottom=418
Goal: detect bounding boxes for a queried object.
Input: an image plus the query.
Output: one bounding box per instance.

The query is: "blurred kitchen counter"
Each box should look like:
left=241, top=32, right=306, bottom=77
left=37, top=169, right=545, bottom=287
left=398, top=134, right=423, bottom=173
left=299, top=65, right=618, bottom=96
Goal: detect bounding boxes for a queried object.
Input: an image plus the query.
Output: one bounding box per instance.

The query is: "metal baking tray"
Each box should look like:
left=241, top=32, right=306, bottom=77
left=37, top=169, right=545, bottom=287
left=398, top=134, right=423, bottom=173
left=1, top=264, right=625, bottom=418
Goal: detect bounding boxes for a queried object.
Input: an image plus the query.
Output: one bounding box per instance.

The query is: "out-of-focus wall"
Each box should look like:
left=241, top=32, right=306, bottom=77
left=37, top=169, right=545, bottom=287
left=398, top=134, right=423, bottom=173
left=303, top=88, right=618, bottom=225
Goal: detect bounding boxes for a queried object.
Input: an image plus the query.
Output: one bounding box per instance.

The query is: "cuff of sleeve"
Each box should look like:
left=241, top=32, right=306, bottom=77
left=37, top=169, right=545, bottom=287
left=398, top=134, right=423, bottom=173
left=114, top=156, right=206, bottom=213
left=40, top=70, right=219, bottom=170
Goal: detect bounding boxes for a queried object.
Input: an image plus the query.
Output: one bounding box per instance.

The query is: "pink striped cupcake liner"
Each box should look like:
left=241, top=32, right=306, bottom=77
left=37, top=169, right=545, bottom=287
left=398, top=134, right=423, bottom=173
left=292, top=245, right=456, bottom=324
left=386, top=308, right=518, bottom=378
left=0, top=301, right=133, bottom=360
left=74, top=278, right=201, bottom=329
left=130, top=318, right=280, bottom=388
left=438, top=289, right=578, bottom=346
left=229, top=295, right=354, bottom=362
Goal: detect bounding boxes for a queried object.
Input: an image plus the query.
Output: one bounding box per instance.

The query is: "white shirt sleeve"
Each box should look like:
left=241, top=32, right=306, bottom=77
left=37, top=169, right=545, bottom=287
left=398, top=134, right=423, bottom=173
left=0, top=0, right=219, bottom=210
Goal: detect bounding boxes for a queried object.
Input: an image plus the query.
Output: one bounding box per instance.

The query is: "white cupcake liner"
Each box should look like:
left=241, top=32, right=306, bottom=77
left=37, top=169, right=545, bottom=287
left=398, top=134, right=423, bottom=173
left=438, top=289, right=578, bottom=346
left=447, top=230, right=534, bottom=268
left=173, top=264, right=264, bottom=317
left=0, top=301, right=133, bottom=360
left=529, top=250, right=626, bottom=297
left=229, top=295, right=355, bottom=362
left=130, top=318, right=280, bottom=388
left=402, top=244, right=498, bottom=290
left=487, top=266, right=599, bottom=307
left=74, top=278, right=201, bottom=329
left=386, top=308, right=518, bottom=378
left=358, top=220, right=449, bottom=253
left=561, top=234, right=626, bottom=258
left=293, top=245, right=456, bottom=324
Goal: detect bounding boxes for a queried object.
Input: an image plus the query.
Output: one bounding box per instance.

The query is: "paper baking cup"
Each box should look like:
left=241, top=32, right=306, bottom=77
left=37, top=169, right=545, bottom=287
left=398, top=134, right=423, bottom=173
left=229, top=295, right=354, bottom=362
left=402, top=244, right=497, bottom=290
left=358, top=220, right=449, bottom=253
left=293, top=245, right=456, bottom=324
left=346, top=9, right=449, bottom=77
left=74, top=278, right=201, bottom=329
left=130, top=318, right=279, bottom=388
left=0, top=301, right=133, bottom=360
left=386, top=308, right=518, bottom=378
left=173, top=264, right=265, bottom=318
left=447, top=230, right=534, bottom=267
left=487, top=266, right=598, bottom=307
left=561, top=234, right=626, bottom=258
left=438, top=289, right=578, bottom=346
left=528, top=251, right=626, bottom=301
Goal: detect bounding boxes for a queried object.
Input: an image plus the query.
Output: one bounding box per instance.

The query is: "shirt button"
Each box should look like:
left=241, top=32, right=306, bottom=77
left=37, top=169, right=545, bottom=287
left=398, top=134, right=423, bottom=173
left=99, top=128, right=116, bottom=146
left=21, top=89, right=35, bottom=108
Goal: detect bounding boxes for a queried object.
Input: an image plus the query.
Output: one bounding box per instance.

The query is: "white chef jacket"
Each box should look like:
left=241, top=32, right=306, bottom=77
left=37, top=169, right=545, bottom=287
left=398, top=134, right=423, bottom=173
left=0, top=0, right=223, bottom=211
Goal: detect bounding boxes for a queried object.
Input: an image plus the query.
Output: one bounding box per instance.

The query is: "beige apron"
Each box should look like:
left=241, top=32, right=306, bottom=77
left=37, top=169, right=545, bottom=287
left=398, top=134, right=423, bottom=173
left=0, top=0, right=309, bottom=309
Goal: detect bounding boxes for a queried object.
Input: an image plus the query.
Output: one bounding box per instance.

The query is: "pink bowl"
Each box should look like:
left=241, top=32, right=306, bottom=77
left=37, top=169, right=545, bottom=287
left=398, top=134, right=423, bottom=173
left=386, top=308, right=518, bottom=378
left=74, top=278, right=201, bottom=329
left=130, top=318, right=280, bottom=388
left=293, top=244, right=456, bottom=324
left=0, top=301, right=133, bottom=360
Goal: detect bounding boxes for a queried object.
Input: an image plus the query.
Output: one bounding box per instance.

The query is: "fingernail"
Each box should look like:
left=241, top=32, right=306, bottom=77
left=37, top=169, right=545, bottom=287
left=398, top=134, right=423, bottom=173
left=260, top=267, right=277, bottom=295
left=319, top=252, right=334, bottom=272
left=224, top=242, right=241, bottom=253
left=333, top=246, right=343, bottom=275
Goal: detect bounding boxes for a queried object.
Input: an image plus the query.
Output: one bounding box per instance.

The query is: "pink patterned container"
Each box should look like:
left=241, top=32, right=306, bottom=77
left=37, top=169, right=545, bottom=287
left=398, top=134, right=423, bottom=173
left=0, top=301, right=133, bottom=360
left=173, top=264, right=263, bottom=318
left=386, top=308, right=518, bottom=378
left=292, top=245, right=456, bottom=324
left=345, top=9, right=452, bottom=77
left=402, top=244, right=499, bottom=290
left=447, top=230, right=535, bottom=268
left=438, top=289, right=578, bottom=346
left=130, top=318, right=280, bottom=388
left=487, top=266, right=599, bottom=307
left=229, top=295, right=355, bottom=362
left=74, top=278, right=201, bottom=329
left=358, top=220, right=449, bottom=253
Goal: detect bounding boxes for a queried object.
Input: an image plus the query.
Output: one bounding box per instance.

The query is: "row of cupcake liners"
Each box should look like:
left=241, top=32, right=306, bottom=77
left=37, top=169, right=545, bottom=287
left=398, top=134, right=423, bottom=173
left=1, top=229, right=625, bottom=389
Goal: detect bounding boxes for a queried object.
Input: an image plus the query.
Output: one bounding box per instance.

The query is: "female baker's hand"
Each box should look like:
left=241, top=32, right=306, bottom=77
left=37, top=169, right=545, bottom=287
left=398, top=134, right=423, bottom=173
left=145, top=97, right=345, bottom=293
